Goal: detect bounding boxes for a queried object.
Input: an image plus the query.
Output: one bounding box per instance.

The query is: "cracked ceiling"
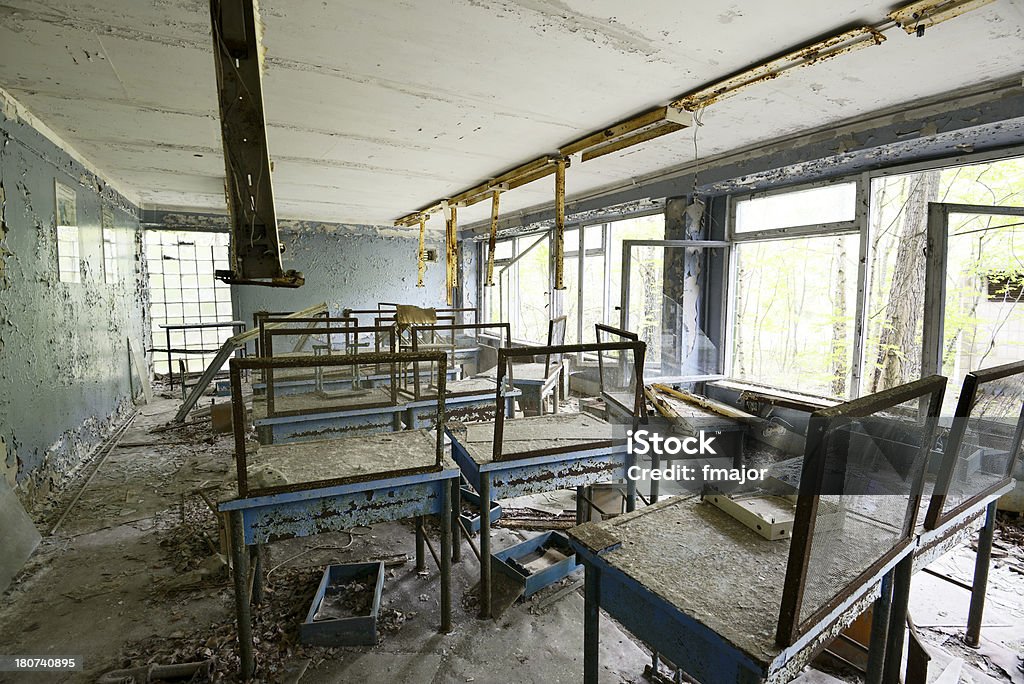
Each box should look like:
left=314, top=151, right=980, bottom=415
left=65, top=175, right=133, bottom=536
left=0, top=0, right=1022, bottom=228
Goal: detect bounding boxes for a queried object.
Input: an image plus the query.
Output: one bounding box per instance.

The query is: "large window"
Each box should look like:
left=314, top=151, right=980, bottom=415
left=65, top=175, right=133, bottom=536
left=729, top=155, right=1024, bottom=401
left=482, top=214, right=664, bottom=345
left=730, top=181, right=859, bottom=398
left=144, top=230, right=234, bottom=375
left=863, top=158, right=1024, bottom=405
left=484, top=233, right=550, bottom=342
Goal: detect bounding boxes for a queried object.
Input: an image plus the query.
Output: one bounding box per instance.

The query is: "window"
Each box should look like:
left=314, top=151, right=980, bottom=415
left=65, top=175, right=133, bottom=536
left=863, top=156, right=1024, bottom=402
left=733, top=234, right=858, bottom=397
left=483, top=233, right=550, bottom=342
left=101, top=205, right=119, bottom=284
left=728, top=154, right=1024, bottom=402
left=734, top=182, right=857, bottom=234
left=55, top=181, right=80, bottom=284
left=483, top=214, right=665, bottom=345
left=145, top=230, right=234, bottom=375
left=730, top=181, right=859, bottom=398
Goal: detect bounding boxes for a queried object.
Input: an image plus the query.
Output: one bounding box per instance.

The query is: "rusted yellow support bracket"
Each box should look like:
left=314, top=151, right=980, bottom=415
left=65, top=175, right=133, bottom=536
left=671, top=27, right=885, bottom=111
left=416, top=215, right=427, bottom=288
left=485, top=190, right=500, bottom=287
left=553, top=158, right=566, bottom=291
left=445, top=204, right=458, bottom=305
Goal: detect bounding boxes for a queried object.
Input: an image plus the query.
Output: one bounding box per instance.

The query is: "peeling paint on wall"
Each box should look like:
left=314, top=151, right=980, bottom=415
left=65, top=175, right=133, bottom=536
left=0, top=104, right=147, bottom=512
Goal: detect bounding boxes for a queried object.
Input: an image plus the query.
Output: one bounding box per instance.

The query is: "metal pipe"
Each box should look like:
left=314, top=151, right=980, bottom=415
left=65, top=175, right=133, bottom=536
left=554, top=158, right=566, bottom=290
left=882, top=555, right=914, bottom=684
left=441, top=476, right=453, bottom=633
left=479, top=473, right=492, bottom=619
left=229, top=510, right=254, bottom=680
left=583, top=563, right=601, bottom=684
left=866, top=570, right=893, bottom=684
left=966, top=500, right=997, bottom=647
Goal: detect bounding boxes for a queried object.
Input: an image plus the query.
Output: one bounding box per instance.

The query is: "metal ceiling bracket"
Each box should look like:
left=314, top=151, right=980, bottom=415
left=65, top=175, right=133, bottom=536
left=553, top=158, right=566, bottom=291
left=486, top=190, right=500, bottom=287
left=209, top=0, right=299, bottom=287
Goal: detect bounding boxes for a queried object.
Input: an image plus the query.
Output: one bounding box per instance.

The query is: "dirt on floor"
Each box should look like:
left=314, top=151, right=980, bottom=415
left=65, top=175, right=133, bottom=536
left=1, top=394, right=1022, bottom=684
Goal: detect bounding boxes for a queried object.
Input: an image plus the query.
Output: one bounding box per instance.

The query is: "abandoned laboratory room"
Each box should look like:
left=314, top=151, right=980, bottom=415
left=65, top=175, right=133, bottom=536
left=4, top=1, right=1024, bottom=684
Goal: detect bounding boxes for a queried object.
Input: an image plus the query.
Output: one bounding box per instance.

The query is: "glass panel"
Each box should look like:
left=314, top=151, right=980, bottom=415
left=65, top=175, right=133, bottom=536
left=516, top=235, right=550, bottom=343
left=733, top=234, right=858, bottom=397
left=626, top=244, right=726, bottom=383
left=936, top=369, right=1024, bottom=519
left=863, top=157, right=1024, bottom=397
left=609, top=214, right=665, bottom=318
left=941, top=213, right=1024, bottom=412
left=797, top=386, right=937, bottom=629
left=735, top=182, right=856, bottom=233
left=580, top=225, right=607, bottom=344
left=563, top=230, right=581, bottom=344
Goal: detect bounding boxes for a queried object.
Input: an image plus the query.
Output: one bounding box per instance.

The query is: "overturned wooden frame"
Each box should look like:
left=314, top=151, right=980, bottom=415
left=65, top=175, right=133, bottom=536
left=776, top=375, right=946, bottom=646
left=491, top=339, right=646, bottom=462
left=229, top=349, right=448, bottom=498
left=924, top=360, right=1024, bottom=529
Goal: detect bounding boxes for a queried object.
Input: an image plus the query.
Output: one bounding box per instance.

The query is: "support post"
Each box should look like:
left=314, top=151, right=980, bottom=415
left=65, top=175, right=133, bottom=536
left=415, top=515, right=426, bottom=572
left=229, top=510, right=254, bottom=680
left=866, top=570, right=894, bottom=684
left=440, top=477, right=453, bottom=633
left=417, top=215, right=426, bottom=288
left=966, top=500, right=997, bottom=647
left=583, top=562, right=601, bottom=684
left=554, top=158, right=566, bottom=290
left=479, top=473, right=492, bottom=619
left=445, top=204, right=458, bottom=306
left=882, top=554, right=914, bottom=684
left=486, top=191, right=500, bottom=287
left=451, top=480, right=462, bottom=563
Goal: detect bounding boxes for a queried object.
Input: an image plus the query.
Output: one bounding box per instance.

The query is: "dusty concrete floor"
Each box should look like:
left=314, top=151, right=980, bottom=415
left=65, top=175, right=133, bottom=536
left=1, top=395, right=1022, bottom=684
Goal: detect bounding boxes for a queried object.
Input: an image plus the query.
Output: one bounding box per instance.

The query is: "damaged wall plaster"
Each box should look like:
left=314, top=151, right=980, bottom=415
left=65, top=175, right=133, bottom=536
left=143, top=211, right=449, bottom=328
left=0, top=106, right=147, bottom=512
left=235, top=228, right=447, bottom=325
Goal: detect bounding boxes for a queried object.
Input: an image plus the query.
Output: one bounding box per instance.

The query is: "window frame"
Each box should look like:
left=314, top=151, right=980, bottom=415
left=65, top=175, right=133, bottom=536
left=726, top=176, right=868, bottom=399
left=723, top=145, right=1024, bottom=400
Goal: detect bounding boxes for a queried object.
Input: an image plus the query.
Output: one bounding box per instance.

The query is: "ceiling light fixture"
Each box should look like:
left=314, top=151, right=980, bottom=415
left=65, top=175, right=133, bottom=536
left=888, top=0, right=997, bottom=35
left=672, top=27, right=886, bottom=112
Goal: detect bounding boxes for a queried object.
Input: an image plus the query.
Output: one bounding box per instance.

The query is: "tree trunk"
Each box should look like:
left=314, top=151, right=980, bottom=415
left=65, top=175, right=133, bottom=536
left=870, top=170, right=941, bottom=392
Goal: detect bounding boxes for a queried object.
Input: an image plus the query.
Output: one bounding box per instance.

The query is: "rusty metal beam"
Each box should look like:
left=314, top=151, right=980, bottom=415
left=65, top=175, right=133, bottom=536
left=554, top=158, right=566, bottom=290
left=485, top=191, right=500, bottom=287
left=582, top=122, right=686, bottom=162
left=417, top=215, right=426, bottom=288
left=209, top=0, right=301, bottom=288
left=888, top=0, right=997, bottom=34
left=671, top=27, right=886, bottom=111
left=559, top=106, right=675, bottom=157
left=445, top=205, right=458, bottom=305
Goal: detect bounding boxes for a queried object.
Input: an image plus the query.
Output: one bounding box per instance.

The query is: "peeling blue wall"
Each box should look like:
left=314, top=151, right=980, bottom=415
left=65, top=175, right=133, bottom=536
left=0, top=109, right=147, bottom=510
left=232, top=226, right=449, bottom=323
